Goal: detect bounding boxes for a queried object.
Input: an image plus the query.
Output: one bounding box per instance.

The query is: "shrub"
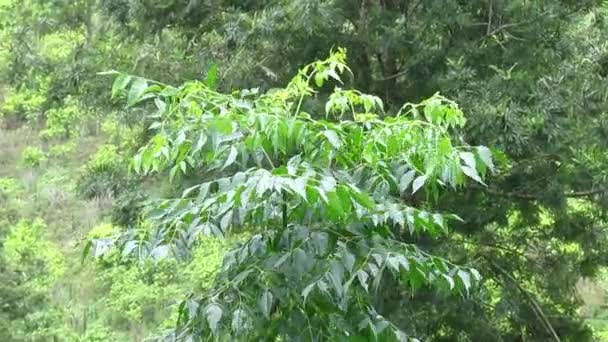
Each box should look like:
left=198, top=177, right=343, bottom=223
left=21, top=146, right=47, bottom=167
left=40, top=96, right=88, bottom=139
left=39, top=30, right=85, bottom=64
left=48, top=141, right=76, bottom=159
left=0, top=86, right=47, bottom=125
left=0, top=177, right=20, bottom=199
left=4, top=219, right=65, bottom=290
left=110, top=188, right=147, bottom=227
left=77, top=144, right=126, bottom=199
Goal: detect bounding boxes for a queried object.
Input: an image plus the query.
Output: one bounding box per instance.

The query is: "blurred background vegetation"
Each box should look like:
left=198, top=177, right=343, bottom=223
left=1, top=0, right=608, bottom=340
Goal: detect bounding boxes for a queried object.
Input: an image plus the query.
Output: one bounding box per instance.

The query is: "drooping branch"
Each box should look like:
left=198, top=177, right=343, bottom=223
left=486, top=257, right=561, bottom=342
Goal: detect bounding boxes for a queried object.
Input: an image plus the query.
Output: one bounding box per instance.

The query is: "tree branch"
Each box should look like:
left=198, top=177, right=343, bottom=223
left=378, top=69, right=408, bottom=81
left=486, top=257, right=561, bottom=342
left=477, top=186, right=608, bottom=200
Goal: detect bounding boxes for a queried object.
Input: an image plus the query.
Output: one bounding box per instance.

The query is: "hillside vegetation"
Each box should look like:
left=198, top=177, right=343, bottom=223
left=1, top=1, right=608, bottom=341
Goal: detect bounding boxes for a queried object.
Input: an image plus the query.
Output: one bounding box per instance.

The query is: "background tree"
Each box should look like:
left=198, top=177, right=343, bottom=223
left=0, top=0, right=607, bottom=340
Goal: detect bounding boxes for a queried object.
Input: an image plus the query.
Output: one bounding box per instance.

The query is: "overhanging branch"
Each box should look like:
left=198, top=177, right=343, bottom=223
left=486, top=257, right=561, bottom=342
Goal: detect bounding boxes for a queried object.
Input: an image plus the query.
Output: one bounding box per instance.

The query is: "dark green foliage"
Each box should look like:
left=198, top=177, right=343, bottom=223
left=2, top=0, right=608, bottom=340
left=77, top=144, right=127, bottom=199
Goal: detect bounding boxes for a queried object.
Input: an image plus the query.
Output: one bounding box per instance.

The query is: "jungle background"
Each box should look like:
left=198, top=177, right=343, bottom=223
left=1, top=0, right=608, bottom=341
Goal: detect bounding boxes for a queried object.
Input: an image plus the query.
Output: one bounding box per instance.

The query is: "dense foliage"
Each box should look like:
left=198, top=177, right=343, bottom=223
left=1, top=0, right=608, bottom=341
left=98, top=49, right=495, bottom=340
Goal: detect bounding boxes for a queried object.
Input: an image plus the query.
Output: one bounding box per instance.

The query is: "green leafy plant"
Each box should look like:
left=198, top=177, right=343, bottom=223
left=0, top=177, right=20, bottom=199
left=22, top=146, right=47, bottom=167
left=101, top=49, right=496, bottom=340
left=48, top=141, right=76, bottom=159
left=77, top=144, right=126, bottom=199
left=0, top=85, right=47, bottom=124
left=40, top=96, right=90, bottom=139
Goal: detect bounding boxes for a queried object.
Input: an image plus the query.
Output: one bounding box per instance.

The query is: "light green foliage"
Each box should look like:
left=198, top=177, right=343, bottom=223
left=21, top=145, right=47, bottom=167
left=84, top=222, right=226, bottom=337
left=185, top=237, right=234, bottom=292
left=97, top=260, right=181, bottom=325
left=48, top=141, right=77, bottom=159
left=39, top=29, right=85, bottom=63
left=0, top=219, right=66, bottom=340
left=0, top=177, right=23, bottom=226
left=0, top=176, right=20, bottom=197
left=1, top=85, right=47, bottom=123
left=41, top=96, right=91, bottom=139
left=4, top=219, right=66, bottom=287
left=106, top=50, right=494, bottom=340
left=88, top=144, right=121, bottom=170
left=88, top=222, right=120, bottom=239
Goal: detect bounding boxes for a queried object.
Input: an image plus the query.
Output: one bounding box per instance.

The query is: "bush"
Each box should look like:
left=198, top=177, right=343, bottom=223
left=110, top=188, right=147, bottom=227
left=48, top=141, right=76, bottom=159
left=77, top=144, right=126, bottom=199
left=40, top=96, right=88, bottom=139
left=4, top=219, right=66, bottom=284
left=0, top=86, right=47, bottom=125
left=21, top=146, right=47, bottom=167
left=39, top=30, right=85, bottom=64
left=0, top=177, right=20, bottom=199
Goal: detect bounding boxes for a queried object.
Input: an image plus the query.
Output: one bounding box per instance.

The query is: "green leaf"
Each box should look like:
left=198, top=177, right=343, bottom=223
left=399, top=170, right=416, bottom=193
left=231, top=309, right=247, bottom=333
left=205, top=304, right=223, bottom=334
left=314, top=72, right=325, bottom=87
left=133, top=153, right=142, bottom=173
left=477, top=146, right=494, bottom=172
left=222, top=146, right=238, bottom=170
left=348, top=185, right=375, bottom=209
left=329, top=260, right=345, bottom=298
left=412, top=175, right=427, bottom=194
left=182, top=184, right=200, bottom=197
left=457, top=269, right=472, bottom=293
left=302, top=282, right=316, bottom=303
left=205, top=63, right=218, bottom=90
left=259, top=290, right=273, bottom=318
left=326, top=191, right=344, bottom=220
left=462, top=165, right=485, bottom=185
left=356, top=270, right=369, bottom=292
left=342, top=249, right=355, bottom=273
left=442, top=274, right=455, bottom=290
left=323, top=130, right=342, bottom=149
left=127, top=77, right=148, bottom=106
left=327, top=69, right=342, bottom=83
left=220, top=210, right=232, bottom=232
left=290, top=177, right=308, bottom=200
left=459, top=151, right=476, bottom=169
left=193, top=133, right=208, bottom=154
left=336, top=185, right=353, bottom=215
left=112, top=74, right=131, bottom=97
left=311, top=231, right=329, bottom=255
